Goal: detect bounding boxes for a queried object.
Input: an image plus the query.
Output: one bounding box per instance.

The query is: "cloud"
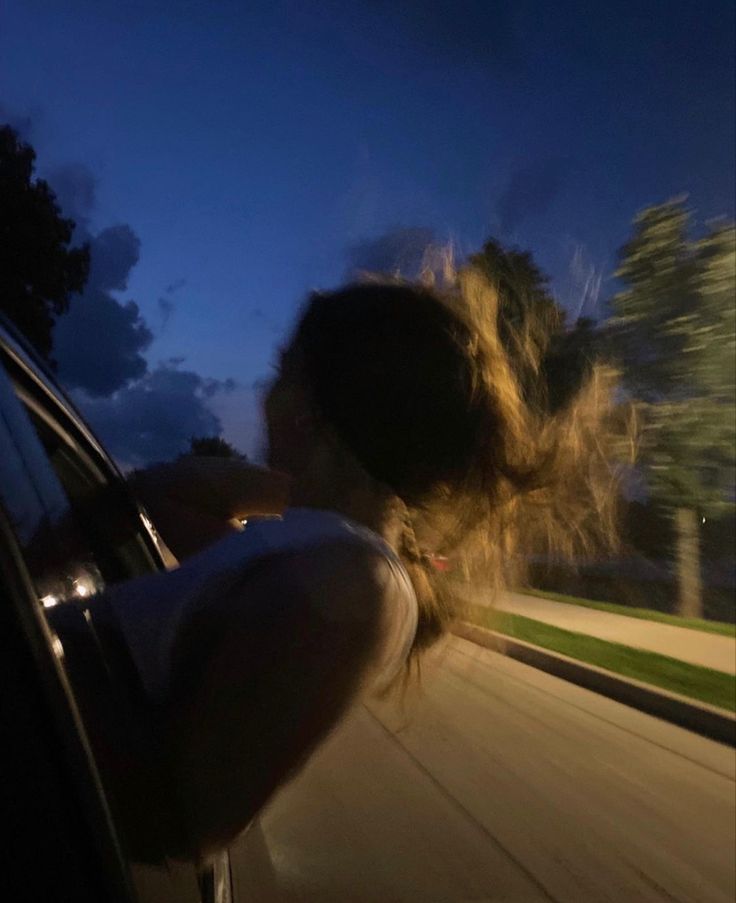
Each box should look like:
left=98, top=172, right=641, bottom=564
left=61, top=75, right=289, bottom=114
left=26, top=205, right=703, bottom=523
left=39, top=163, right=154, bottom=395
left=53, top=224, right=153, bottom=395
left=30, top=162, right=152, bottom=396
left=345, top=227, right=436, bottom=279
left=165, top=277, right=187, bottom=295
left=156, top=275, right=187, bottom=332
left=45, top=163, right=97, bottom=228
left=202, top=375, right=237, bottom=397
left=4, top=108, right=242, bottom=466
left=87, top=223, right=141, bottom=291
left=157, top=296, right=175, bottom=331
left=496, top=157, right=571, bottom=233
left=75, top=362, right=229, bottom=470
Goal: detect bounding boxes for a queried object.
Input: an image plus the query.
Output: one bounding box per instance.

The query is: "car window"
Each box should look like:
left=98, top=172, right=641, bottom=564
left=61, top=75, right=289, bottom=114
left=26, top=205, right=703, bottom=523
left=0, top=346, right=161, bottom=610
left=0, top=343, right=213, bottom=903
left=21, top=397, right=159, bottom=586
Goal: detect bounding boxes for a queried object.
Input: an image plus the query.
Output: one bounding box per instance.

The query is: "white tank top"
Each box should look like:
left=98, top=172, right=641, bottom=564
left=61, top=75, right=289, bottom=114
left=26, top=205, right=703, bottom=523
left=103, top=508, right=418, bottom=703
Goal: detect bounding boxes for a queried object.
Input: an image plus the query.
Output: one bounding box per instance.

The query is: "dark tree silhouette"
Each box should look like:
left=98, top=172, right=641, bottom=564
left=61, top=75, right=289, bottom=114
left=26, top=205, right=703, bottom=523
left=542, top=315, right=601, bottom=413
left=0, top=125, right=90, bottom=361
left=188, top=435, right=245, bottom=460
left=469, top=239, right=563, bottom=324
left=468, top=237, right=596, bottom=413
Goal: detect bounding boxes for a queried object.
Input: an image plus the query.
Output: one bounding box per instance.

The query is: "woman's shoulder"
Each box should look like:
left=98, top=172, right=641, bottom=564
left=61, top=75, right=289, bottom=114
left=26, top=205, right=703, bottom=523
left=245, top=507, right=390, bottom=556
left=220, top=537, right=415, bottom=692
left=241, top=513, right=418, bottom=685
left=238, top=510, right=416, bottom=642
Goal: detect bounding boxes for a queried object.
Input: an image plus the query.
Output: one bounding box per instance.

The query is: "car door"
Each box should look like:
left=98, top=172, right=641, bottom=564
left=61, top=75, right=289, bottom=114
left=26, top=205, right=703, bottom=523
left=0, top=326, right=230, bottom=902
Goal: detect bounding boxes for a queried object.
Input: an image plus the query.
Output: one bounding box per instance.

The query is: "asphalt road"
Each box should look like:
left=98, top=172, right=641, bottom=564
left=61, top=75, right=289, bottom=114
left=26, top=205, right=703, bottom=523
left=232, top=636, right=736, bottom=903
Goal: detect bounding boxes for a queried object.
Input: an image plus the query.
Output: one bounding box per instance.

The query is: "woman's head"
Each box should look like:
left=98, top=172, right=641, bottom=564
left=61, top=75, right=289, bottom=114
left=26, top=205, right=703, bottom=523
left=265, top=274, right=627, bottom=660
left=266, top=283, right=503, bottom=505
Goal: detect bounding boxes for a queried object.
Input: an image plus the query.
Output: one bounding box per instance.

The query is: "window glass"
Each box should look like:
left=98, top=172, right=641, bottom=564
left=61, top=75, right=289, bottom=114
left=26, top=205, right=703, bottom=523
left=0, top=348, right=160, bottom=609
left=27, top=402, right=156, bottom=570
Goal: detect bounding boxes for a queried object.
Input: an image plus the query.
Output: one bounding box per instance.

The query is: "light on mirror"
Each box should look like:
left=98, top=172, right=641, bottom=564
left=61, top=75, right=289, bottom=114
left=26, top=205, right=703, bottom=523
left=73, top=578, right=92, bottom=598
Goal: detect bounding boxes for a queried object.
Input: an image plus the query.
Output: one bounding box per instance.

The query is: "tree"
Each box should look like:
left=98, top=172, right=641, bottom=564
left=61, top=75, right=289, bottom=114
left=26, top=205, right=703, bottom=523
left=610, top=199, right=735, bottom=617
left=469, top=238, right=564, bottom=347
left=187, top=435, right=246, bottom=460
left=468, top=237, right=598, bottom=413
left=0, top=126, right=90, bottom=362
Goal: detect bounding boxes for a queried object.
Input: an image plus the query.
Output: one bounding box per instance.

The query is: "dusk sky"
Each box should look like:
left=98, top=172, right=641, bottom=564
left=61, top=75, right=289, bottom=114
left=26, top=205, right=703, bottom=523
left=1, top=0, right=734, bottom=464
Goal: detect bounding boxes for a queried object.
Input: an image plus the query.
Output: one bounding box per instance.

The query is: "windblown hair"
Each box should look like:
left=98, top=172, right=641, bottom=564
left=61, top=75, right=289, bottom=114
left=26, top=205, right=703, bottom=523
left=290, top=258, right=633, bottom=662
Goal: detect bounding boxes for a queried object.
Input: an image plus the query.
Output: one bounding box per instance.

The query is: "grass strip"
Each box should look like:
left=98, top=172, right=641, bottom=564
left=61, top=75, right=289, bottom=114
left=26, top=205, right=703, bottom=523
left=467, top=605, right=736, bottom=713
left=519, top=588, right=736, bottom=638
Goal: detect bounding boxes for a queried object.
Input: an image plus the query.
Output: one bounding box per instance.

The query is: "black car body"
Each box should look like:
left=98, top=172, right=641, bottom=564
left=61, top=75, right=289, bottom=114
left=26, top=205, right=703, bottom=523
left=0, top=317, right=232, bottom=902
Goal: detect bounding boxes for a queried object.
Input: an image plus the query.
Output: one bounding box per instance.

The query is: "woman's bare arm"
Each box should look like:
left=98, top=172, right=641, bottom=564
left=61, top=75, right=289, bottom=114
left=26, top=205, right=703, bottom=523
left=129, top=457, right=290, bottom=560
left=161, top=540, right=396, bottom=861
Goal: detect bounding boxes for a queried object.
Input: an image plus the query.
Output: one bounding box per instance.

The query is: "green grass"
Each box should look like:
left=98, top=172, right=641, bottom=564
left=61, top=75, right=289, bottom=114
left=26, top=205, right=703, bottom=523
left=519, top=588, right=736, bottom=638
left=467, top=605, right=736, bottom=713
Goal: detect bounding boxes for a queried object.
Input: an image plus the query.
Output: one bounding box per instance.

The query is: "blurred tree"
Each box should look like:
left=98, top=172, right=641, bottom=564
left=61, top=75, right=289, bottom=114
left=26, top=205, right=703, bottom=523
left=187, top=435, right=246, bottom=460
left=0, top=125, right=90, bottom=362
left=468, top=237, right=599, bottom=413
left=610, top=199, right=736, bottom=617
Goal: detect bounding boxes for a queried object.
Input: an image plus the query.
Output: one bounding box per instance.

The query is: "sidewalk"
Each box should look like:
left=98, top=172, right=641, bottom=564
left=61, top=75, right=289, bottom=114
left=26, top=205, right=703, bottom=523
left=468, top=589, right=736, bottom=675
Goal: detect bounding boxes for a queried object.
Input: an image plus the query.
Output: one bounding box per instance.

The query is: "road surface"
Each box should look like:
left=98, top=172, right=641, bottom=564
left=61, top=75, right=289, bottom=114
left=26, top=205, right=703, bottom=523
left=232, top=636, right=736, bottom=902
left=472, top=589, right=736, bottom=674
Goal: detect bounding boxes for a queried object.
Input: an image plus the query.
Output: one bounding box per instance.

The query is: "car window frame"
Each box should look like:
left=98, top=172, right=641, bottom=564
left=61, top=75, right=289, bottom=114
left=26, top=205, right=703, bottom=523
left=0, top=333, right=173, bottom=575
left=0, top=348, right=137, bottom=901
left=0, top=329, right=212, bottom=902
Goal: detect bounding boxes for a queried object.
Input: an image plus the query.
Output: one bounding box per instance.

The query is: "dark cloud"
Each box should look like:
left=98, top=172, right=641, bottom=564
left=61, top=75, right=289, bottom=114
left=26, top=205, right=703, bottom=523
left=165, top=277, right=187, bottom=294
left=54, top=224, right=153, bottom=396
left=54, top=294, right=152, bottom=395
left=75, top=363, right=226, bottom=470
left=496, top=157, right=572, bottom=234
left=45, top=163, right=97, bottom=229
left=40, top=163, right=154, bottom=396
left=345, top=226, right=436, bottom=279
left=87, top=224, right=141, bottom=291
left=157, top=276, right=186, bottom=330
left=201, top=376, right=237, bottom=397
left=5, top=111, right=239, bottom=466
left=157, top=297, right=175, bottom=331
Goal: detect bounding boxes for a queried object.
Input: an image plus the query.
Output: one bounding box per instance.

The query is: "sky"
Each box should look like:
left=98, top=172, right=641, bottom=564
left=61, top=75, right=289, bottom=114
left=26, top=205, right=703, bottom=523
left=1, top=0, right=734, bottom=465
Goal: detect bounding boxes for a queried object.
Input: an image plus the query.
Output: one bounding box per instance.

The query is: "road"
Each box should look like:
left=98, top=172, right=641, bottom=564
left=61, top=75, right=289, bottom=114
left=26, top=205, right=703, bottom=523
left=232, top=636, right=736, bottom=903
left=471, top=589, right=736, bottom=674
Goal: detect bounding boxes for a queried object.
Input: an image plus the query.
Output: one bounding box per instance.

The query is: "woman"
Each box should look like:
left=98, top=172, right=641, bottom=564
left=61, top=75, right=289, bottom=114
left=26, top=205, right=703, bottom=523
left=99, top=273, right=620, bottom=863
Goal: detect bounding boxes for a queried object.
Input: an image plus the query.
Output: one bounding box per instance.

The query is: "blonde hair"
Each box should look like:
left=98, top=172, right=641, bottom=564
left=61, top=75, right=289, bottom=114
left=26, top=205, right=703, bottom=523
left=292, top=255, right=634, bottom=662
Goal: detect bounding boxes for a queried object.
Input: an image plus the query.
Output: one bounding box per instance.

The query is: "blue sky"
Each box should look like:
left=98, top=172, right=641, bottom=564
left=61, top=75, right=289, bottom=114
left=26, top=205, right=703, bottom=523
left=1, top=0, right=734, bottom=462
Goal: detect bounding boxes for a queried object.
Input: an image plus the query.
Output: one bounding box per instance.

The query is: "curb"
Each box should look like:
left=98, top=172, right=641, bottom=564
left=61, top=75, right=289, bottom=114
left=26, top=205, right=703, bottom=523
left=453, top=621, right=736, bottom=748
